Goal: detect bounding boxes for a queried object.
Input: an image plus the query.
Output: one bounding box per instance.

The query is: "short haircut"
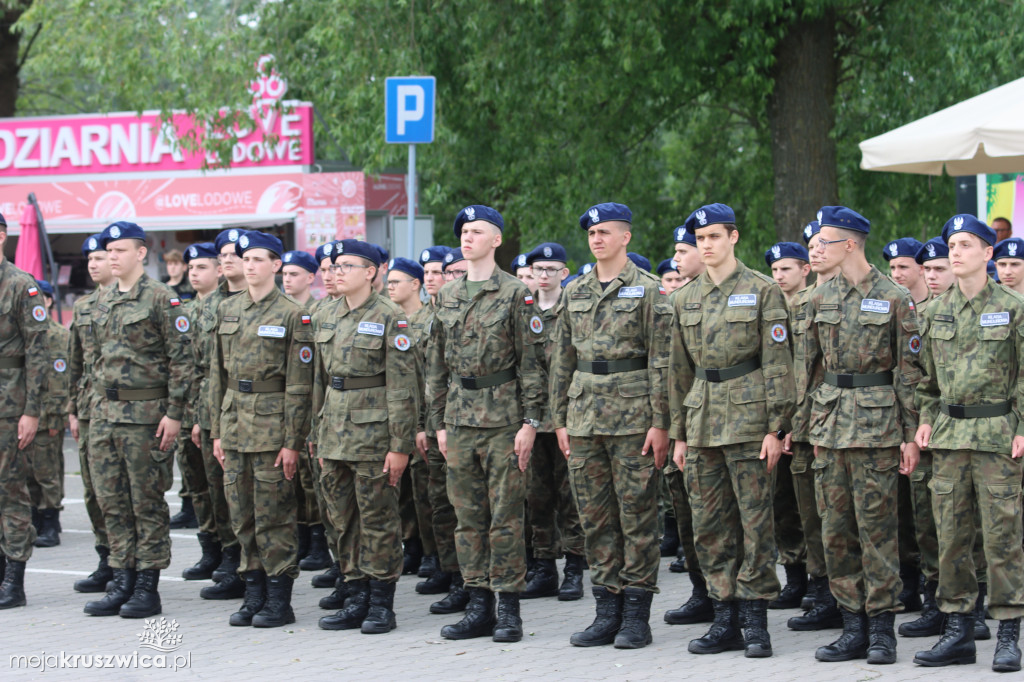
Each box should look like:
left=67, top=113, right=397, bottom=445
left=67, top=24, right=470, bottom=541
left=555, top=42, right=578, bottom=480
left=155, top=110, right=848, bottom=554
left=164, top=249, right=183, bottom=263
left=993, top=217, right=1012, bottom=229
left=835, top=227, right=867, bottom=249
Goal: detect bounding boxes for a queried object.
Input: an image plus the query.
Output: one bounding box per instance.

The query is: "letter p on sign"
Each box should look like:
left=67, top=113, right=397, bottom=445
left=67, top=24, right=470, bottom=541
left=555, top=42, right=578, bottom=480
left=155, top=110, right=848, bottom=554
left=386, top=76, right=436, bottom=144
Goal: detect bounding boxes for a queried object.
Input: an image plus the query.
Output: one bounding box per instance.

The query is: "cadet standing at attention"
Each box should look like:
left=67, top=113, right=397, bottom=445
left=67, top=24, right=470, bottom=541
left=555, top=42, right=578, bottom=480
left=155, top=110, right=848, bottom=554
left=426, top=205, right=544, bottom=643
left=549, top=202, right=671, bottom=650
left=210, top=231, right=313, bottom=628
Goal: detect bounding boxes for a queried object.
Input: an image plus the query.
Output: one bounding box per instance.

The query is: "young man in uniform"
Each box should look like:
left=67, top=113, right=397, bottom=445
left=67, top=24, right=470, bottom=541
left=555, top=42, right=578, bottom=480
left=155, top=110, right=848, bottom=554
left=673, top=226, right=705, bottom=285
left=281, top=250, right=318, bottom=306
left=913, top=215, right=1024, bottom=672
left=426, top=205, right=544, bottom=643
left=800, top=206, right=921, bottom=664
left=657, top=259, right=684, bottom=295
left=442, top=248, right=467, bottom=282
left=512, top=253, right=537, bottom=293
left=550, top=202, right=671, bottom=649
left=920, top=238, right=957, bottom=299
left=83, top=221, right=191, bottom=619
left=669, top=203, right=795, bottom=658
left=995, top=237, right=1024, bottom=296
left=885, top=238, right=928, bottom=305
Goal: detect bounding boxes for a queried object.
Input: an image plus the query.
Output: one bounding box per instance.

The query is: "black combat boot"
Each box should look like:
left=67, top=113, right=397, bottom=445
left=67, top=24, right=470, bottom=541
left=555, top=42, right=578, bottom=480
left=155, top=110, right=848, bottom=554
left=769, top=563, right=807, bottom=609
left=688, top=600, right=745, bottom=654
left=898, top=562, right=922, bottom=613
left=800, top=574, right=818, bottom=611
left=665, top=570, right=714, bottom=625
left=119, top=569, right=161, bottom=618
left=523, top=558, right=559, bottom=599
left=416, top=569, right=453, bottom=595
left=418, top=554, right=439, bottom=579
left=31, top=508, right=41, bottom=534
left=993, top=618, right=1022, bottom=673
left=74, top=546, right=114, bottom=593
left=360, top=580, right=398, bottom=634
left=788, top=576, right=843, bottom=631
left=228, top=570, right=266, bottom=626
left=319, top=574, right=350, bottom=609
left=402, top=537, right=423, bottom=575
left=669, top=552, right=687, bottom=573
left=661, top=515, right=679, bottom=557
left=319, top=580, right=370, bottom=630
left=440, top=587, right=496, bottom=640
left=212, top=544, right=241, bottom=583
left=0, top=559, right=26, bottom=609
left=84, top=568, right=136, bottom=616
left=182, top=532, right=222, bottom=580
left=295, top=524, right=311, bottom=562
left=431, top=572, right=470, bottom=614
left=815, top=608, right=869, bottom=661
left=299, top=524, right=331, bottom=571
left=200, top=570, right=245, bottom=599
left=34, top=509, right=60, bottom=548
left=570, top=586, right=623, bottom=647
left=900, top=580, right=943, bottom=637
left=312, top=561, right=341, bottom=588
left=169, top=497, right=198, bottom=529
left=975, top=583, right=992, bottom=640
left=742, top=599, right=772, bottom=658
left=252, top=574, right=296, bottom=628
left=913, top=612, right=976, bottom=666
left=615, top=587, right=654, bottom=649
left=867, top=611, right=897, bottom=664
left=493, top=592, right=524, bottom=643
left=559, top=553, right=585, bottom=601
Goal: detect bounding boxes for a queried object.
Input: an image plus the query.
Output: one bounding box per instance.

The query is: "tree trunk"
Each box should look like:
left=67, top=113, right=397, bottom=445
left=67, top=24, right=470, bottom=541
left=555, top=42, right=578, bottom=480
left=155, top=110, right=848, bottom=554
left=0, top=3, right=29, bottom=117
left=767, top=12, right=838, bottom=243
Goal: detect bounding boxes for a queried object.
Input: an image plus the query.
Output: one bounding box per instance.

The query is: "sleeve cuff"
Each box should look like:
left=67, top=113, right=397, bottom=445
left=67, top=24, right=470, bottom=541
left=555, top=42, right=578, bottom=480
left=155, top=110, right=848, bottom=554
left=390, top=437, right=416, bottom=455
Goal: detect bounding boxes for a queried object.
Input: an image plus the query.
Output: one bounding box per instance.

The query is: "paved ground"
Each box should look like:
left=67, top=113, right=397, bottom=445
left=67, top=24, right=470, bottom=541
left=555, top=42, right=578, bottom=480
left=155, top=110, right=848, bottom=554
left=1, top=435, right=1015, bottom=679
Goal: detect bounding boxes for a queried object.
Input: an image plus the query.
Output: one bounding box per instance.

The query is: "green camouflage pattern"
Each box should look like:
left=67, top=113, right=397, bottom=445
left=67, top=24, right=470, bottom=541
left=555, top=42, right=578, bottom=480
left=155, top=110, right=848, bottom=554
left=527, top=431, right=584, bottom=559
left=663, top=465, right=700, bottom=572
left=38, top=318, right=69, bottom=430
left=0, top=418, right=36, bottom=561
left=27, top=428, right=64, bottom=510
left=773, top=454, right=806, bottom=566
left=426, top=439, right=459, bottom=572
left=199, top=425, right=236, bottom=548
left=68, top=287, right=103, bottom=420
left=789, top=441, right=825, bottom=578
left=76, top=418, right=107, bottom=547
left=0, top=259, right=49, bottom=419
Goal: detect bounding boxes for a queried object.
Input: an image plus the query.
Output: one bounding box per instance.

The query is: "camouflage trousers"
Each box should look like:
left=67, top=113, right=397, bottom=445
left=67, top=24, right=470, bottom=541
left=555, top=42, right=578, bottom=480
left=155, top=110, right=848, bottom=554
left=26, top=428, right=64, bottom=510
left=662, top=461, right=699, bottom=572
left=898, top=473, right=920, bottom=567
left=320, top=459, right=402, bottom=583
left=177, top=432, right=214, bottom=535
left=446, top=423, right=526, bottom=593
left=198, top=427, right=237, bottom=550
left=685, top=442, right=780, bottom=601
left=88, top=420, right=173, bottom=570
left=309, top=445, right=339, bottom=559
left=813, top=446, right=902, bottom=617
left=426, top=438, right=459, bottom=573
left=527, top=432, right=584, bottom=559
left=76, top=419, right=107, bottom=548
left=773, top=451, right=806, bottom=566
left=223, top=449, right=298, bottom=579
left=0, top=417, right=36, bottom=561
left=400, top=456, right=436, bottom=555
left=932, top=449, right=1024, bottom=620
left=295, top=449, right=320, bottom=526
left=568, top=433, right=660, bottom=594
left=790, top=442, right=826, bottom=579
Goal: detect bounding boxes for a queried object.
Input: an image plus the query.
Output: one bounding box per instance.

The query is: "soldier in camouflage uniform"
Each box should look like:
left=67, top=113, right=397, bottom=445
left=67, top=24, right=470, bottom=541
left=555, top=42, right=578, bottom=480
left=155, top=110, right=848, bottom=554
left=426, top=205, right=544, bottom=643
left=0, top=214, right=48, bottom=609
left=312, top=241, right=418, bottom=634
left=670, top=204, right=795, bottom=658
left=68, top=234, right=115, bottom=593
left=550, top=203, right=671, bottom=650
left=210, top=231, right=313, bottom=628
left=913, top=215, right=1024, bottom=672
left=800, top=206, right=922, bottom=664
left=82, top=221, right=191, bottom=620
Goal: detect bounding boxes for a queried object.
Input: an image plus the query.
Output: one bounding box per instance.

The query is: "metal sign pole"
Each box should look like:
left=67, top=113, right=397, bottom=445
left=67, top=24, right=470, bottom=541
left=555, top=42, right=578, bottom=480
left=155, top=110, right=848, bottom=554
left=407, top=143, right=417, bottom=259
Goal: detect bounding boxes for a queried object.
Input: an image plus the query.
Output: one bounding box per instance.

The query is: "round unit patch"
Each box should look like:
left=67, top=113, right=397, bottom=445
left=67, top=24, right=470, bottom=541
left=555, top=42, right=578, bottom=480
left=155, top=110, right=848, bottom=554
left=32, top=305, right=47, bottom=321
left=53, top=358, right=67, bottom=373
left=175, top=316, right=190, bottom=333
left=529, top=315, right=544, bottom=334
left=299, top=346, right=313, bottom=363
left=909, top=334, right=921, bottom=354
left=394, top=334, right=411, bottom=352
left=770, top=323, right=787, bottom=343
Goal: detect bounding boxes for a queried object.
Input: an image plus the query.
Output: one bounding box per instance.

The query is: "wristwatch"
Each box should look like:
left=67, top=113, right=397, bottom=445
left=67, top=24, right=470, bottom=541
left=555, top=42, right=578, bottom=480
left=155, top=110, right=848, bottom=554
left=524, top=419, right=541, bottom=429
left=773, top=429, right=787, bottom=440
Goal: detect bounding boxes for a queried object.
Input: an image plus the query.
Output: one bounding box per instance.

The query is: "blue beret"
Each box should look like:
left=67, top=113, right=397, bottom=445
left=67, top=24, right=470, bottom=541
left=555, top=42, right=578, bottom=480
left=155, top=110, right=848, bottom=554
left=656, top=259, right=678, bottom=277
left=453, top=205, right=504, bottom=238
left=802, top=221, right=821, bottom=244
left=561, top=274, right=578, bottom=288
left=315, top=241, right=336, bottom=265
left=372, top=243, right=390, bottom=263
left=684, top=203, right=736, bottom=233
left=282, top=250, right=318, bottom=273
left=627, top=252, right=651, bottom=272
left=915, top=237, right=949, bottom=264
left=214, top=228, right=243, bottom=253
left=526, top=242, right=568, bottom=265
left=99, top=221, right=146, bottom=247
left=941, top=214, right=995, bottom=247
left=510, top=253, right=529, bottom=271
left=419, top=245, right=450, bottom=265
left=819, top=206, right=870, bottom=234
left=579, top=202, right=632, bottom=230
left=993, top=237, right=1024, bottom=261
left=577, top=262, right=594, bottom=276
left=235, top=231, right=283, bottom=258
left=674, top=225, right=696, bottom=246
left=989, top=260, right=1000, bottom=281
left=765, top=242, right=809, bottom=266
left=184, top=242, right=218, bottom=263
left=331, top=239, right=381, bottom=267
left=35, top=279, right=54, bottom=297
left=81, top=233, right=104, bottom=256
left=442, top=248, right=465, bottom=271
left=389, top=257, right=424, bottom=281
left=882, top=238, right=924, bottom=262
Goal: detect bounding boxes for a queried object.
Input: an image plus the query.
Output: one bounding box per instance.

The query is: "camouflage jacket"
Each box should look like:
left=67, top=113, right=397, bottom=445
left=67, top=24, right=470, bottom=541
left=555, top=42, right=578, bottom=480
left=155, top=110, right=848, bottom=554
left=549, top=259, right=671, bottom=437
left=668, top=259, right=795, bottom=447
left=426, top=267, right=544, bottom=429
left=210, top=286, right=313, bottom=452
left=190, top=282, right=243, bottom=432
left=916, top=278, right=1024, bottom=454
left=800, top=265, right=922, bottom=448
left=68, top=287, right=104, bottom=420
left=39, top=318, right=71, bottom=430
left=91, top=273, right=192, bottom=424
left=789, top=283, right=821, bottom=443
left=534, top=296, right=562, bottom=432
left=312, top=292, right=419, bottom=460
left=406, top=303, right=433, bottom=434
left=0, top=259, right=48, bottom=419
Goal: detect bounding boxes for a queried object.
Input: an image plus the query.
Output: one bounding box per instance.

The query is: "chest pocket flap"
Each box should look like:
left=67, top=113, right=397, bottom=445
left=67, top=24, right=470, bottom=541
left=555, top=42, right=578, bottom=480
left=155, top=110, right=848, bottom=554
left=928, top=322, right=955, bottom=341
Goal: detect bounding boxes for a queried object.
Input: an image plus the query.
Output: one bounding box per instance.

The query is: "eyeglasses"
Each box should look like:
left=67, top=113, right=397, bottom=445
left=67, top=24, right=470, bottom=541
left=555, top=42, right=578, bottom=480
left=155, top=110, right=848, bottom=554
left=330, top=263, right=371, bottom=274
left=444, top=269, right=468, bottom=279
left=531, top=266, right=562, bottom=277
left=814, top=237, right=848, bottom=251
left=386, top=277, right=418, bottom=287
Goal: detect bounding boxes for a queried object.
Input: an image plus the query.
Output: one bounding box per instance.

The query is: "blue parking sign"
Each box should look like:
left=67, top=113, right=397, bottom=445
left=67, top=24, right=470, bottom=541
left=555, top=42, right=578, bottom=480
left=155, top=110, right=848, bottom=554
left=386, top=76, right=436, bottom=144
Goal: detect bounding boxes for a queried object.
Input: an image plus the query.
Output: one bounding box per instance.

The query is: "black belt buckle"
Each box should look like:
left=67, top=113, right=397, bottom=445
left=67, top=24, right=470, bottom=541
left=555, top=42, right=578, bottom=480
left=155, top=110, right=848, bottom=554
left=834, top=374, right=854, bottom=389
left=238, top=380, right=253, bottom=393
left=105, top=388, right=119, bottom=400
left=460, top=376, right=478, bottom=390
left=704, top=368, right=722, bottom=382
left=331, top=377, right=344, bottom=390
left=591, top=361, right=610, bottom=375
left=947, top=404, right=966, bottom=419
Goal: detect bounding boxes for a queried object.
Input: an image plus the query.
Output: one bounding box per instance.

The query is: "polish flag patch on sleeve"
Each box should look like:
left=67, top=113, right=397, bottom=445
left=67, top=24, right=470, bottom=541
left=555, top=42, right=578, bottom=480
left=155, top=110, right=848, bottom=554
left=27, top=286, right=38, bottom=297
left=524, top=295, right=534, bottom=305
left=397, top=320, right=408, bottom=328
left=659, top=286, right=667, bottom=295
left=301, top=314, right=311, bottom=325
left=170, top=298, right=181, bottom=307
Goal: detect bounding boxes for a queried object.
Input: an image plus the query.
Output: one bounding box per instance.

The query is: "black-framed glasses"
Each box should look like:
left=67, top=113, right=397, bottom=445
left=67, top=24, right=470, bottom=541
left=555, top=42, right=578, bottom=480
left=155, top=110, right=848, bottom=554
left=814, top=237, right=848, bottom=251
left=330, top=263, right=372, bottom=274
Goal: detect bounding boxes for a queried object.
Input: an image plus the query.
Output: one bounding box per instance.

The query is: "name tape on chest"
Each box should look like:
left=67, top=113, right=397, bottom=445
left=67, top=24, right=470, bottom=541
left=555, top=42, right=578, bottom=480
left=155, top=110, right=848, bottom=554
left=728, top=294, right=757, bottom=307
left=981, top=312, right=1010, bottom=327
left=257, top=325, right=286, bottom=338
left=860, top=299, right=891, bottom=314
left=357, top=321, right=385, bottom=337
left=618, top=286, right=644, bottom=299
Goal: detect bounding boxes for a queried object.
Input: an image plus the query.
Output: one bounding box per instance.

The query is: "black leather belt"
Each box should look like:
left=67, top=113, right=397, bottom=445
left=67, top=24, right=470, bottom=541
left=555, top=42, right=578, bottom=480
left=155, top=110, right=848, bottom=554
left=576, top=358, right=648, bottom=375
left=941, top=401, right=1012, bottom=419
left=459, top=367, right=516, bottom=389
left=0, top=356, right=25, bottom=369
left=104, top=386, right=169, bottom=401
left=695, top=357, right=760, bottom=383
left=824, top=371, right=893, bottom=388
left=231, top=378, right=286, bottom=393
left=330, top=374, right=386, bottom=391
